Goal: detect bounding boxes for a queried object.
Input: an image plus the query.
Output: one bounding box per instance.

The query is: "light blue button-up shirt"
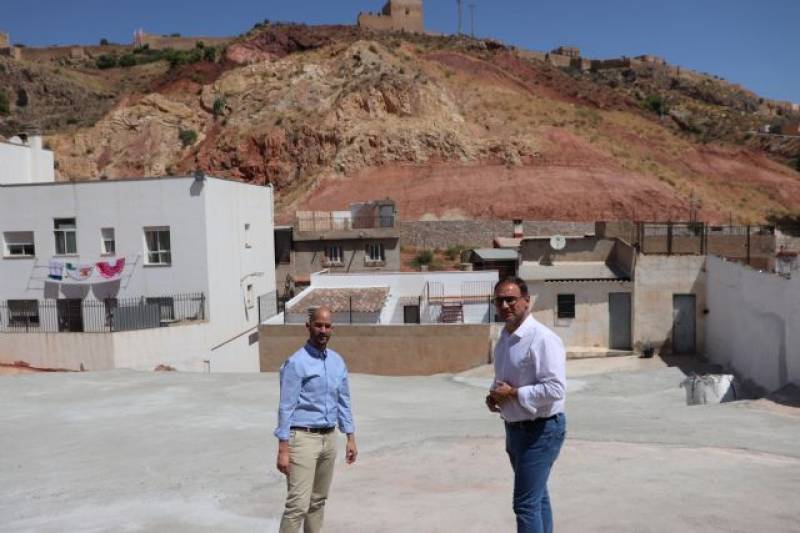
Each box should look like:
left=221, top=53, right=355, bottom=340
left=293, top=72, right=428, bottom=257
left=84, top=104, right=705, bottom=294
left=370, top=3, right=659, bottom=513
left=274, top=342, right=355, bottom=441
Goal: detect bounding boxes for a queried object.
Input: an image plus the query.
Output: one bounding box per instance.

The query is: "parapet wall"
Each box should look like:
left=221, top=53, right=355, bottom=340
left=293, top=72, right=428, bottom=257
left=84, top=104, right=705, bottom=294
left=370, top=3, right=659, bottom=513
left=398, top=220, right=594, bottom=249
left=259, top=323, right=490, bottom=375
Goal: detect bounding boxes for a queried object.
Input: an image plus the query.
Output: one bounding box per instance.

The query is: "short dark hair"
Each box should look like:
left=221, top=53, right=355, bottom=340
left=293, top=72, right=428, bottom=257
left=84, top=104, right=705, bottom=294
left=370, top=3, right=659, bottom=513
left=494, top=276, right=529, bottom=297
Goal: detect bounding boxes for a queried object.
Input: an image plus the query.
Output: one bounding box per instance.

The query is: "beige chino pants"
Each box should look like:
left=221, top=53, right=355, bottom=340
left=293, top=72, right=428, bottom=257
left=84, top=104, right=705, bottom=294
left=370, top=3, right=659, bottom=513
left=279, top=430, right=338, bottom=533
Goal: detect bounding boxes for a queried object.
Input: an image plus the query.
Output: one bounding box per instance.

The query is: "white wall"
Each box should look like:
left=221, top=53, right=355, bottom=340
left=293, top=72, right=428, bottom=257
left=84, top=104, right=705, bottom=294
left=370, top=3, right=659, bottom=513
left=0, top=137, right=55, bottom=185
left=0, top=177, right=211, bottom=301
left=705, top=256, right=800, bottom=392
left=298, top=270, right=499, bottom=324
left=202, top=178, right=275, bottom=371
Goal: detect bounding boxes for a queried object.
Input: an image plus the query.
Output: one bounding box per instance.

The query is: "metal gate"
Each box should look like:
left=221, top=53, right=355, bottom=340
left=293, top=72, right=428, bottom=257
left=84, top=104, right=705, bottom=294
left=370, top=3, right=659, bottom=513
left=672, top=294, right=696, bottom=354
left=609, top=293, right=632, bottom=350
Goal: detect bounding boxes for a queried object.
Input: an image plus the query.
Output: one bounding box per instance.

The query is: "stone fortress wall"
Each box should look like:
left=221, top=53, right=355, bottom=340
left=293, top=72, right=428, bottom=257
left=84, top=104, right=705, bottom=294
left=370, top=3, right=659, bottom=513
left=358, top=0, right=424, bottom=33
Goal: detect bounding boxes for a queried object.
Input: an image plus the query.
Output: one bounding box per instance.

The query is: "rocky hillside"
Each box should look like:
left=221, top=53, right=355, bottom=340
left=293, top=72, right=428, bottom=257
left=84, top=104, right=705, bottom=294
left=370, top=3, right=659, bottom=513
left=2, top=24, right=799, bottom=223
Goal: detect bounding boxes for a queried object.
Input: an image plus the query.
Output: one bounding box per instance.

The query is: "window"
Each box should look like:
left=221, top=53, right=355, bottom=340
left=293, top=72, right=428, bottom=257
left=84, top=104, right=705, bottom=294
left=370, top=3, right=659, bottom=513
left=244, top=223, right=252, bottom=249
left=144, top=227, right=171, bottom=265
left=54, top=218, right=77, bottom=255
left=7, top=300, right=40, bottom=327
left=246, top=284, right=255, bottom=309
left=101, top=228, right=115, bottom=255
left=146, top=297, right=175, bottom=322
left=324, top=245, right=343, bottom=266
left=366, top=242, right=385, bottom=264
left=3, top=231, right=35, bottom=257
left=557, top=294, right=576, bottom=319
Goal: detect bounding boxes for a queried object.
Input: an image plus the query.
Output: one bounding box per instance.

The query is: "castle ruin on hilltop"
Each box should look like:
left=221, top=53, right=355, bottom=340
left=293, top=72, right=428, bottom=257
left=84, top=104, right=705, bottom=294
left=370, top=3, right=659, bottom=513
left=358, top=0, right=424, bottom=33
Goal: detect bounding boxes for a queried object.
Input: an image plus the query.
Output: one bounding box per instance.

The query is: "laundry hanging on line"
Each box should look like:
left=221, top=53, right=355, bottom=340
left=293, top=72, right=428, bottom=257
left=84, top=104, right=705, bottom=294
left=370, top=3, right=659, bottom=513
left=65, top=263, right=95, bottom=281
left=48, top=260, right=64, bottom=281
left=96, top=258, right=126, bottom=279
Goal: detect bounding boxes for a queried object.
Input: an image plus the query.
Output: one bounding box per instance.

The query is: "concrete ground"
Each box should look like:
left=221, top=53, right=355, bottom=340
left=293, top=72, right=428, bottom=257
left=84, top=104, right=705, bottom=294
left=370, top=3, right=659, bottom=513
left=1, top=356, right=799, bottom=533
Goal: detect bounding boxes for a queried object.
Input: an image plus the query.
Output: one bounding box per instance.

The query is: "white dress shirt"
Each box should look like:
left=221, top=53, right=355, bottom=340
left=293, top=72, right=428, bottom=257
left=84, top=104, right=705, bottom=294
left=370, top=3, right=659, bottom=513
left=493, top=314, right=566, bottom=422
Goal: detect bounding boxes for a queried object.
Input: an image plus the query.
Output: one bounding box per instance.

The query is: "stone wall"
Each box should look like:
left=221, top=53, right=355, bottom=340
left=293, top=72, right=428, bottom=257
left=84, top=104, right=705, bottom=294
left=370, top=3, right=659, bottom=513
left=259, top=323, right=490, bottom=375
left=135, top=33, right=231, bottom=51
left=358, top=0, right=424, bottom=33
left=398, top=220, right=594, bottom=249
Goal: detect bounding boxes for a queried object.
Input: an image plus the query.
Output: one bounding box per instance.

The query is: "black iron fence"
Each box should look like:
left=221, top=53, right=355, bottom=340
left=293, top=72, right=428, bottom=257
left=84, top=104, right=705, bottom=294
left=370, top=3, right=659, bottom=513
left=0, top=293, right=205, bottom=334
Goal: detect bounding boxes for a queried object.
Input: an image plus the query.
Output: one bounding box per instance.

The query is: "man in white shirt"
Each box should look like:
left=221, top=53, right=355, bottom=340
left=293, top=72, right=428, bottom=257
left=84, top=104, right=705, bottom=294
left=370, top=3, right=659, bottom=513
left=487, top=277, right=567, bottom=533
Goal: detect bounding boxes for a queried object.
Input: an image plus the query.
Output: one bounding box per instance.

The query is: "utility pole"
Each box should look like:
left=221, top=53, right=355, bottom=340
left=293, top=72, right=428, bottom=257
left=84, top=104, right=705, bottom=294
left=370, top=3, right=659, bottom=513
left=457, top=0, right=463, bottom=35
left=469, top=3, right=476, bottom=38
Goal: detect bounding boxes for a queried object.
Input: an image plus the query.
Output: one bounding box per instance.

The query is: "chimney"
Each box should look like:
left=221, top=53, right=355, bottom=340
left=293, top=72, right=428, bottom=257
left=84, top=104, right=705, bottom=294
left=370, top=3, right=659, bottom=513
left=29, top=135, right=43, bottom=151
left=513, top=219, right=523, bottom=238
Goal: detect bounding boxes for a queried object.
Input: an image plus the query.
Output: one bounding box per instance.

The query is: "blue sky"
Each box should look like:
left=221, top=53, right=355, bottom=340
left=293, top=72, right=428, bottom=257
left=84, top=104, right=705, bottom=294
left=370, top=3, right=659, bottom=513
left=4, top=0, right=798, bottom=102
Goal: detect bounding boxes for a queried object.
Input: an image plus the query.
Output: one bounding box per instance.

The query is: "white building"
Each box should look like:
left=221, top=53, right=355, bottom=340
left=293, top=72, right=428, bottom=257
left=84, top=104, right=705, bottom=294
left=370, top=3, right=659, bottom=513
left=270, top=269, right=499, bottom=325
left=0, top=135, right=55, bottom=184
left=0, top=175, right=276, bottom=372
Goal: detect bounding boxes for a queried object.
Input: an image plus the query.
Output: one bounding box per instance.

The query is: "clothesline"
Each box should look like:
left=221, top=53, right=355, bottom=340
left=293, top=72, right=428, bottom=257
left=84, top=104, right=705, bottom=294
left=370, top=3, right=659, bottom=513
left=28, top=255, right=140, bottom=283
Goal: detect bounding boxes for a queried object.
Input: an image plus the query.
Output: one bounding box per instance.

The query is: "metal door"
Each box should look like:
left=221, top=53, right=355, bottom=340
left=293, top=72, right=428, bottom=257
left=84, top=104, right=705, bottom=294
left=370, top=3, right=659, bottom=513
left=672, top=295, right=696, bottom=354
left=609, top=293, right=632, bottom=350
left=57, top=299, right=84, bottom=332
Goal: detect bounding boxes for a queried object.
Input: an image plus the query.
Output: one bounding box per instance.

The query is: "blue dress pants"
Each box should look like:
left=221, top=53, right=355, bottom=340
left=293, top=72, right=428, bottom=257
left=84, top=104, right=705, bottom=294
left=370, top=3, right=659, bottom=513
left=505, top=413, right=566, bottom=533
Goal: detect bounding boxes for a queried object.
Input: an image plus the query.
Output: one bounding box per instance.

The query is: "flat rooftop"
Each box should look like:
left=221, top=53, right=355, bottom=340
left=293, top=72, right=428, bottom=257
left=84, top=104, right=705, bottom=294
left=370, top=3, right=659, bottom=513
left=1, top=358, right=799, bottom=532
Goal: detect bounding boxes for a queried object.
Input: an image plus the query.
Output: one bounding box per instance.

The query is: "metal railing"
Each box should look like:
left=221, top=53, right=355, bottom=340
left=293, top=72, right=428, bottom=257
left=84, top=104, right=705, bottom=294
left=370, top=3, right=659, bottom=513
left=0, top=293, right=205, bottom=334
left=296, top=215, right=395, bottom=232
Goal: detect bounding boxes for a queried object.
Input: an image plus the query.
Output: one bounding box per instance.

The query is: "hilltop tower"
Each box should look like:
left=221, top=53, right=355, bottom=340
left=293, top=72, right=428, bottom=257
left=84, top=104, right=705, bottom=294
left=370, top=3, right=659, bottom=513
left=0, top=31, right=10, bottom=48
left=358, top=0, right=424, bottom=33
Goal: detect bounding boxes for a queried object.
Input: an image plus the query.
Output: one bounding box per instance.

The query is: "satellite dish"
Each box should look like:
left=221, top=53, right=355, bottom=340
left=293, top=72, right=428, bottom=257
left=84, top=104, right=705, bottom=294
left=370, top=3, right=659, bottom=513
left=550, top=235, right=566, bottom=251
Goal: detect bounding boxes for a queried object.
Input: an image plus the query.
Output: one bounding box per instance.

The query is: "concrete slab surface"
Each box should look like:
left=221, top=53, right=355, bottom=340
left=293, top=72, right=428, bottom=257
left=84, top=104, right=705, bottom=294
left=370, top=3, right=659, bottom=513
left=1, top=356, right=799, bottom=532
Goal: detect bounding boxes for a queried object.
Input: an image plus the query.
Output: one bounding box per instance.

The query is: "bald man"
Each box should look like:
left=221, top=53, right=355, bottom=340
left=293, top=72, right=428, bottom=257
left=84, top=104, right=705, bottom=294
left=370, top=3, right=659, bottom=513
left=274, top=306, right=357, bottom=533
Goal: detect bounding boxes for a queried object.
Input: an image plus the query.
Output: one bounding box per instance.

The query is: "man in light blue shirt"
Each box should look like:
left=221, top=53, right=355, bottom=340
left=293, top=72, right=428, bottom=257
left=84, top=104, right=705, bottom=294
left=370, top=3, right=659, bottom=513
left=275, top=306, right=357, bottom=533
left=487, top=277, right=567, bottom=533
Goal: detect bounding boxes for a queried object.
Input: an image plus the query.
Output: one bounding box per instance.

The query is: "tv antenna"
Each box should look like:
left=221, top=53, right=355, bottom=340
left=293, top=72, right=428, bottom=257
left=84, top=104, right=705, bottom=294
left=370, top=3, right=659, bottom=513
left=457, top=0, right=463, bottom=35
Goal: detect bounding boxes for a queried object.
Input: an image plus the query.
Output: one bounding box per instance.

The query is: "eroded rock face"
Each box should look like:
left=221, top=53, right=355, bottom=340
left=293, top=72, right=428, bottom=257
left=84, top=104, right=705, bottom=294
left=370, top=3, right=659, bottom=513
left=45, top=26, right=800, bottom=221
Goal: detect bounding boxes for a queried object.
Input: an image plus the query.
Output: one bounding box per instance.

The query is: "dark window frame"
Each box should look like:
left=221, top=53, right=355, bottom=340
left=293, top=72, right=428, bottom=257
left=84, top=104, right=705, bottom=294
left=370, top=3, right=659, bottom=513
left=557, top=294, right=576, bottom=319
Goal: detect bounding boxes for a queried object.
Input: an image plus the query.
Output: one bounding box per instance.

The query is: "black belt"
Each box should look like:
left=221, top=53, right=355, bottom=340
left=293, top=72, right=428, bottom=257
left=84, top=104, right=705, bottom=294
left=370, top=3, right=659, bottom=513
left=291, top=426, right=335, bottom=434
left=505, top=414, right=560, bottom=428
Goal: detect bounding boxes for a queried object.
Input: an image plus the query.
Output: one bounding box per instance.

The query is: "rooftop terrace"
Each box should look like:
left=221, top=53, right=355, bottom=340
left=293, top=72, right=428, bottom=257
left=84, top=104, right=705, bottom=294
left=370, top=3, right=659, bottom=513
left=1, top=357, right=798, bottom=531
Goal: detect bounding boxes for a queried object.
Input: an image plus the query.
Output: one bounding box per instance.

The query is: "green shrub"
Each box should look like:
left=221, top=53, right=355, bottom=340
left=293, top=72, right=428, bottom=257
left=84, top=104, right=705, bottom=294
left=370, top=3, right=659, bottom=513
left=203, top=46, right=217, bottom=62
left=444, top=244, right=466, bottom=261
left=195, top=41, right=205, bottom=49
left=0, top=89, right=10, bottom=116
left=794, top=157, right=800, bottom=172
left=412, top=250, right=434, bottom=268
left=178, top=128, right=198, bottom=147
left=642, top=94, right=669, bottom=115
left=212, top=96, right=226, bottom=118
left=118, top=54, right=137, bottom=68
left=95, top=54, right=118, bottom=69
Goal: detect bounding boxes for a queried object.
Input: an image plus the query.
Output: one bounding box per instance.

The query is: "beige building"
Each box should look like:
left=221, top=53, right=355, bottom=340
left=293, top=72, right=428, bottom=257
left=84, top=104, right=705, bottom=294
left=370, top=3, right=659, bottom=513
left=519, top=234, right=636, bottom=353
left=358, top=0, right=424, bottom=33
left=275, top=200, right=400, bottom=296
left=0, top=32, right=9, bottom=48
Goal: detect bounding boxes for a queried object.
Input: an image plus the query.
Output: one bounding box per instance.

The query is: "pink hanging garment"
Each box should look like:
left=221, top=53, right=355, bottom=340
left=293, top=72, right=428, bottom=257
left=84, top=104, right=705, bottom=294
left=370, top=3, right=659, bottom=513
left=96, top=258, right=126, bottom=279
